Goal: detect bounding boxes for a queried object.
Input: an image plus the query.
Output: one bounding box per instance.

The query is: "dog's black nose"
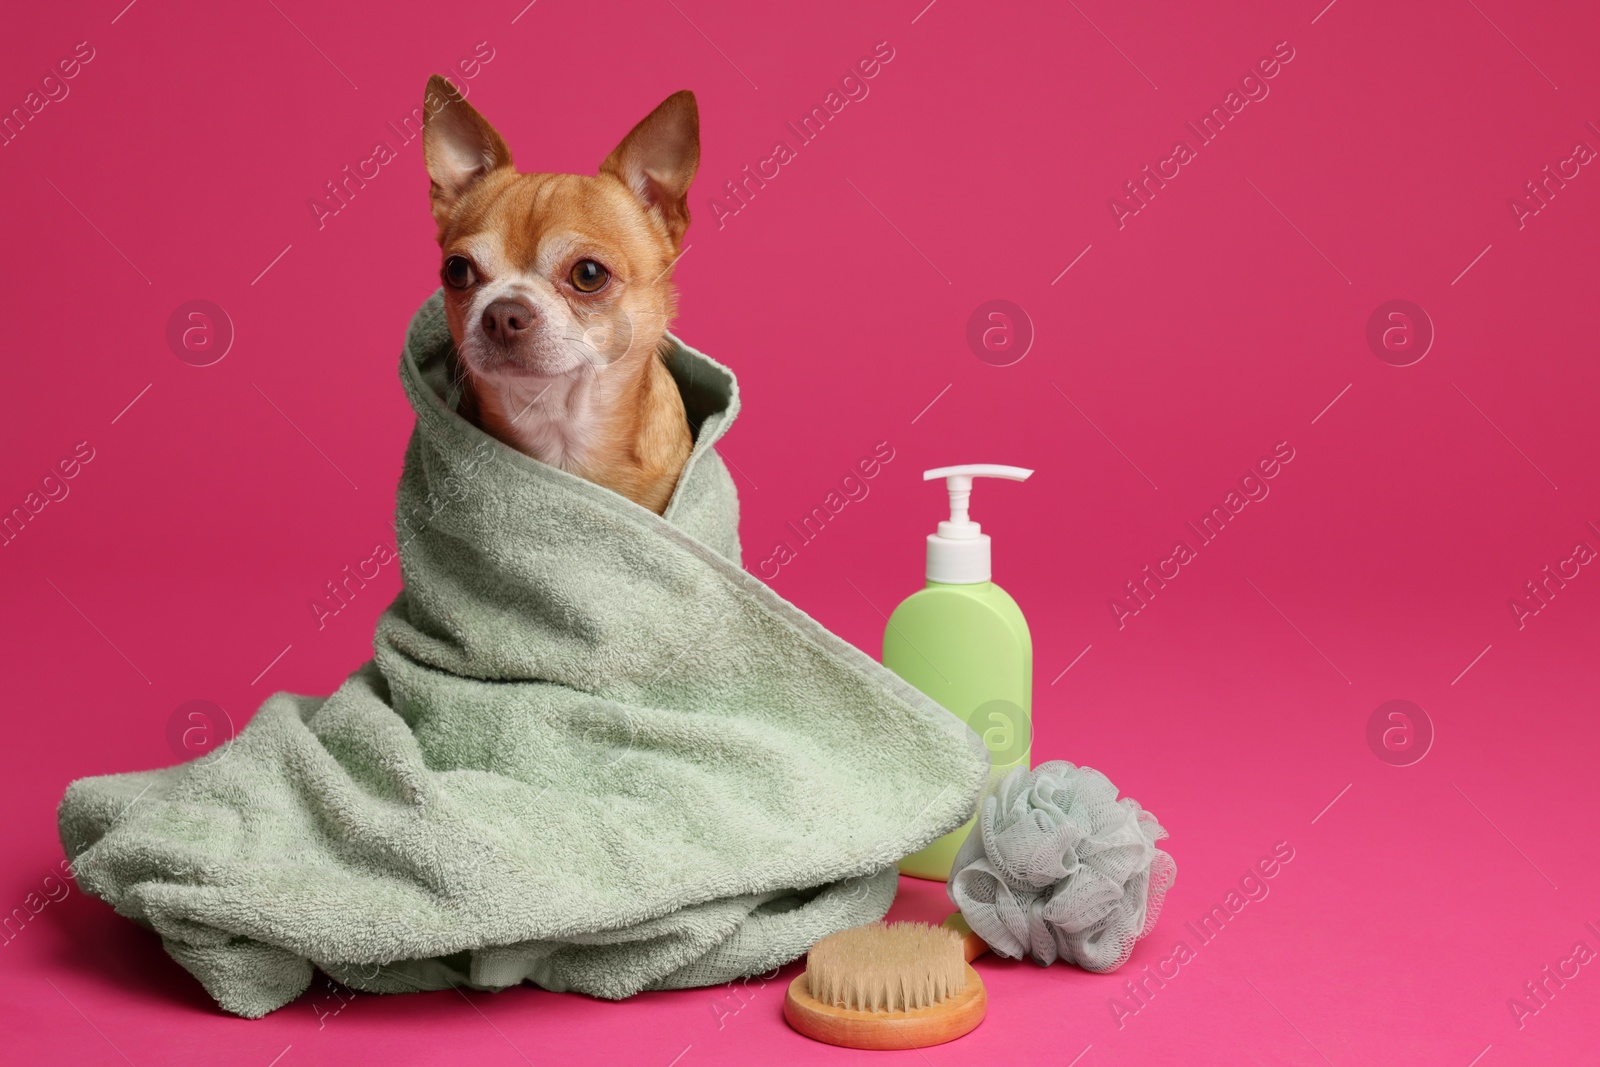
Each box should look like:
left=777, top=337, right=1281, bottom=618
left=481, top=299, right=535, bottom=343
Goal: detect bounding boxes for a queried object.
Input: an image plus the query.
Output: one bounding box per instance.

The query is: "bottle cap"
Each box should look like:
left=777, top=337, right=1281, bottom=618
left=923, top=464, right=1033, bottom=584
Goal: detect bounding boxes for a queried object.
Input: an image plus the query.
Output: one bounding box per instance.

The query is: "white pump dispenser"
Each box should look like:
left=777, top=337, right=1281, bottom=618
left=923, top=464, right=1033, bottom=584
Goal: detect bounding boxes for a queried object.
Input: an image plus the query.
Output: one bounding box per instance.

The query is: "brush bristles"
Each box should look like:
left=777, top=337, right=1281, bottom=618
left=805, top=922, right=967, bottom=1013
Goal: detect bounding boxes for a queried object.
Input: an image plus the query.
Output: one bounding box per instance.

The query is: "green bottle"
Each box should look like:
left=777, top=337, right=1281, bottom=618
left=885, top=464, right=1034, bottom=882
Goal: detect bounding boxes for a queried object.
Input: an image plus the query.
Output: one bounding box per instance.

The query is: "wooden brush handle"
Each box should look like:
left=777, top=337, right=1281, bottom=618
left=941, top=912, right=990, bottom=962
left=783, top=965, right=986, bottom=1050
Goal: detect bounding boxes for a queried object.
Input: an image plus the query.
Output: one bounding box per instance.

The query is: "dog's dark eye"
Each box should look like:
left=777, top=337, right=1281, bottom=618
left=570, top=260, right=609, bottom=293
left=443, top=256, right=476, bottom=289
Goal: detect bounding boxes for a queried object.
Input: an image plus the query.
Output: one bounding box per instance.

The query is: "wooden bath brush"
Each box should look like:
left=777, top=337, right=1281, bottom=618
left=783, top=917, right=990, bottom=1050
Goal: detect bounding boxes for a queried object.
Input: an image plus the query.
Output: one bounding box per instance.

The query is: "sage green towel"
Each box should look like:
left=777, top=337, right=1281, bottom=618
left=57, top=291, right=990, bottom=1018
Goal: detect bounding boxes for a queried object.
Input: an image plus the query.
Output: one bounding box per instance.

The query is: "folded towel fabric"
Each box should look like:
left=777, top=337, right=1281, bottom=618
left=57, top=291, right=990, bottom=1018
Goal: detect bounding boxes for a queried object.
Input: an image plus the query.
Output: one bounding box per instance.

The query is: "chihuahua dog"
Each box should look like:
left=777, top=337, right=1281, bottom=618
left=421, top=76, right=698, bottom=513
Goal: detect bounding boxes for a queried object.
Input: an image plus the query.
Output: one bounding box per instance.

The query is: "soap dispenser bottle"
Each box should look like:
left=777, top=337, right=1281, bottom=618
left=884, top=464, right=1034, bottom=882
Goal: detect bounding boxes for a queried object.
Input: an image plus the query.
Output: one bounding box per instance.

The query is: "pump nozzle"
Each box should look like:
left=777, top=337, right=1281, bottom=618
left=922, top=464, right=1033, bottom=583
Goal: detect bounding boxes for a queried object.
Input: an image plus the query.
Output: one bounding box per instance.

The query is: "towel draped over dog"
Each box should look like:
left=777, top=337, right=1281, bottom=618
left=56, top=291, right=990, bottom=1018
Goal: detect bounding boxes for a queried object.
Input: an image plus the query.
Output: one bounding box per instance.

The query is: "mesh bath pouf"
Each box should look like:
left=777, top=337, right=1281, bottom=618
left=948, top=761, right=1176, bottom=972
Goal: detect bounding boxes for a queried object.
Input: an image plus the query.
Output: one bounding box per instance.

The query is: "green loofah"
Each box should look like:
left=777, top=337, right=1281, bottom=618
left=948, top=761, right=1175, bottom=972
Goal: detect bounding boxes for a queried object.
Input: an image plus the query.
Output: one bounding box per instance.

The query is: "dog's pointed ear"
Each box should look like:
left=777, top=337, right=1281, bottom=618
left=600, top=91, right=699, bottom=247
left=422, top=75, right=513, bottom=227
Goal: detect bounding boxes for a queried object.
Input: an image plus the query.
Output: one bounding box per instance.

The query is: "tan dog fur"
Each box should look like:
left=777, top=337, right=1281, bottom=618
left=422, top=77, right=698, bottom=513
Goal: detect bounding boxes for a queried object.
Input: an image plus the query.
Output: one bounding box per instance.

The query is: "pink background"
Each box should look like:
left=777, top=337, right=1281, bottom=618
left=4, top=0, right=1599, bottom=1063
